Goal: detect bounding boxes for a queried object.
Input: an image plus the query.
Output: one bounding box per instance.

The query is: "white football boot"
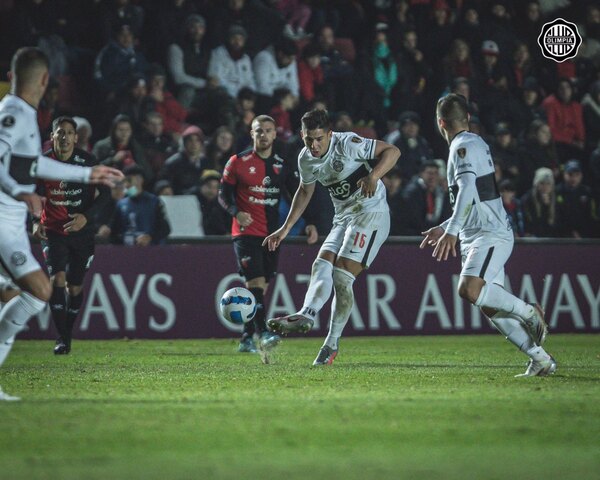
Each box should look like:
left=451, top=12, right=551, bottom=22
left=515, top=356, right=557, bottom=377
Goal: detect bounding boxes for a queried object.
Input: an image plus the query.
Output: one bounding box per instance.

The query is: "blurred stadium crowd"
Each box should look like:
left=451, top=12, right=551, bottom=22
left=0, top=0, right=599, bottom=240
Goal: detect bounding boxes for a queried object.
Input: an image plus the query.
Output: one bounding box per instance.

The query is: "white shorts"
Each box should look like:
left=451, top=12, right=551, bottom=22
left=320, top=211, right=390, bottom=268
left=0, top=208, right=42, bottom=281
left=460, top=236, right=514, bottom=286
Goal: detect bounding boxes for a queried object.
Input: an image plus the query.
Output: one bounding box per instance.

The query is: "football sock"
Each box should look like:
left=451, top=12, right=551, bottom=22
left=475, top=283, right=535, bottom=319
left=66, top=291, right=84, bottom=345
left=525, top=345, right=551, bottom=361
left=249, top=288, right=267, bottom=333
left=489, top=312, right=535, bottom=353
left=49, top=286, right=67, bottom=341
left=300, top=258, right=334, bottom=320
left=324, top=267, right=355, bottom=350
left=0, top=292, right=46, bottom=368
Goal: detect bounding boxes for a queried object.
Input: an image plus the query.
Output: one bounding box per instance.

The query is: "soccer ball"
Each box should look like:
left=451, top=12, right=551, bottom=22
left=220, top=287, right=257, bottom=325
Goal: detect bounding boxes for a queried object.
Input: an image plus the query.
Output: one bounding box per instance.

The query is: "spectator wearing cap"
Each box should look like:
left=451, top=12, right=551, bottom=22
left=582, top=80, right=600, bottom=151
left=93, top=114, right=153, bottom=182
left=159, top=125, right=210, bottom=195
left=556, top=160, right=599, bottom=238
left=513, top=76, right=546, bottom=134
left=541, top=78, right=585, bottom=163
left=499, top=179, right=525, bottom=237
left=94, top=23, right=148, bottom=100
left=521, top=167, right=559, bottom=237
left=253, top=36, right=300, bottom=109
left=393, top=111, right=433, bottom=181
left=195, top=170, right=231, bottom=235
left=167, top=14, right=211, bottom=109
left=210, top=0, right=285, bottom=57
left=396, top=160, right=452, bottom=236
left=154, top=180, right=174, bottom=197
left=146, top=63, right=188, bottom=140
left=104, top=0, right=145, bottom=40
left=207, top=25, right=257, bottom=100
left=110, top=165, right=171, bottom=246
left=491, top=123, right=521, bottom=182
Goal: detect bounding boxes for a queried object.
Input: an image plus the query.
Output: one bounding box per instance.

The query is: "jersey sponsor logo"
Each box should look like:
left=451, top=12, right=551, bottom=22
left=328, top=180, right=352, bottom=200
left=331, top=158, right=344, bottom=172
left=2, top=115, right=15, bottom=128
left=249, top=196, right=279, bottom=206
left=249, top=185, right=280, bottom=194
left=351, top=136, right=362, bottom=143
left=10, top=251, right=27, bottom=266
left=537, top=18, right=581, bottom=62
left=457, top=148, right=466, bottom=158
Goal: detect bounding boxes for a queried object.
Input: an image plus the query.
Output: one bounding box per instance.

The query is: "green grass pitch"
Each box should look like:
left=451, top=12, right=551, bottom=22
left=1, top=335, right=599, bottom=480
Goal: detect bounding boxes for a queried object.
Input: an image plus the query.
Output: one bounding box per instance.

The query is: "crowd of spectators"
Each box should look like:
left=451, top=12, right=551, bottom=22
left=1, top=0, right=599, bottom=241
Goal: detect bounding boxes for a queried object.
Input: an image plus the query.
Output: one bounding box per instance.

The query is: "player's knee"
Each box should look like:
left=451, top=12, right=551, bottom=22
left=67, top=284, right=83, bottom=296
left=457, top=280, right=481, bottom=304
left=51, top=272, right=66, bottom=287
left=32, top=277, right=52, bottom=303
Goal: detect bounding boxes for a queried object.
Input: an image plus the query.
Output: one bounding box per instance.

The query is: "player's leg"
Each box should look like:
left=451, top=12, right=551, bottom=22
left=0, top=277, right=21, bottom=401
left=62, top=235, right=95, bottom=354
left=43, top=233, right=70, bottom=353
left=459, top=239, right=548, bottom=344
left=459, top=240, right=555, bottom=376
left=314, top=211, right=390, bottom=366
left=267, top=223, right=344, bottom=334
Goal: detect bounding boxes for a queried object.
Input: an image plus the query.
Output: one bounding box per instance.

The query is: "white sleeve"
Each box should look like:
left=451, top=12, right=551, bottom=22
left=0, top=140, right=29, bottom=197
left=297, top=152, right=316, bottom=184
left=167, top=44, right=206, bottom=89
left=445, top=171, right=476, bottom=236
left=342, top=134, right=376, bottom=161
left=34, top=155, right=92, bottom=183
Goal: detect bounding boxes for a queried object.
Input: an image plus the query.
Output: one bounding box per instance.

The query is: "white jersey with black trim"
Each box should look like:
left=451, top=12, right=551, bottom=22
left=298, top=131, right=387, bottom=219
left=442, top=131, right=512, bottom=245
left=0, top=94, right=92, bottom=212
left=0, top=94, right=41, bottom=210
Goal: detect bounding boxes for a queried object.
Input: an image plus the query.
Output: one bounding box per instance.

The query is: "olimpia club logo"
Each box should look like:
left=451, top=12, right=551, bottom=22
left=537, top=18, right=582, bottom=63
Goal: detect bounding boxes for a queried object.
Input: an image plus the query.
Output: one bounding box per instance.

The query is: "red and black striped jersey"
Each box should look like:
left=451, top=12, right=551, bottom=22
left=220, top=148, right=297, bottom=237
left=38, top=148, right=108, bottom=236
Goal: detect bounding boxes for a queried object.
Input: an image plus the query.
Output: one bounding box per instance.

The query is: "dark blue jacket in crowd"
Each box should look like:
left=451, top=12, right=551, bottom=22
left=111, top=192, right=171, bottom=245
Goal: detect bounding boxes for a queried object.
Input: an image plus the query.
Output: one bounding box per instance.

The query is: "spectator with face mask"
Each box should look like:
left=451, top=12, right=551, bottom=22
left=110, top=165, right=171, bottom=246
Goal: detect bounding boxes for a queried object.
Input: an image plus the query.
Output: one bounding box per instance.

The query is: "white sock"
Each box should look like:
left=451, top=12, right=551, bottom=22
left=526, top=346, right=551, bottom=361
left=489, top=312, right=535, bottom=353
left=324, top=267, right=355, bottom=350
left=475, top=283, right=534, bottom=320
left=0, top=292, right=46, bottom=368
left=299, top=258, right=333, bottom=320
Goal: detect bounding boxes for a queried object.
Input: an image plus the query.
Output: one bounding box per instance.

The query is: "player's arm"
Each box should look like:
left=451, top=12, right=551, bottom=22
left=357, top=140, right=400, bottom=198
left=429, top=171, right=476, bottom=261
left=262, top=181, right=316, bottom=251
left=219, top=157, right=253, bottom=227
left=34, top=155, right=123, bottom=186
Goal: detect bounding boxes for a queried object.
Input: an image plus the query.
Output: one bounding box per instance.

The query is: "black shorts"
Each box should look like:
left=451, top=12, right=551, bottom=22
left=42, top=230, right=95, bottom=285
left=233, top=236, right=279, bottom=282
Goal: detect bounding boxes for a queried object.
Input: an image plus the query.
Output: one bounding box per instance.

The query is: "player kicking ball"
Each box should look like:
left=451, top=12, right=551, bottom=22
left=263, top=109, right=400, bottom=366
left=421, top=93, right=555, bottom=378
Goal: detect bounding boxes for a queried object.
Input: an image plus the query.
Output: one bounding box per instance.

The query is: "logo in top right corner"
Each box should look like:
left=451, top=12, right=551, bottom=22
left=538, top=18, right=582, bottom=63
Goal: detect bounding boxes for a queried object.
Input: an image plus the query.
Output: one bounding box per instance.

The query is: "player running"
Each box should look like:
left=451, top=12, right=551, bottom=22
left=263, top=109, right=400, bottom=366
left=33, top=116, right=111, bottom=355
left=0, top=47, right=123, bottom=400
left=421, top=93, right=555, bottom=377
left=219, top=114, right=318, bottom=362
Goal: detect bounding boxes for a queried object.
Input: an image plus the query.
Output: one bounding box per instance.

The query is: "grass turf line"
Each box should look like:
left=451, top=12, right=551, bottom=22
left=0, top=335, right=599, bottom=480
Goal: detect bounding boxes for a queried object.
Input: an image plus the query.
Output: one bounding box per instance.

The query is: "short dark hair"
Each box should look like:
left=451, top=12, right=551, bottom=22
left=301, top=109, right=331, bottom=131
left=52, top=116, right=77, bottom=133
left=420, top=160, right=439, bottom=172
left=123, top=164, right=145, bottom=179
left=10, top=47, right=49, bottom=88
left=252, top=114, right=276, bottom=126
left=437, top=93, right=469, bottom=125
left=273, top=88, right=292, bottom=104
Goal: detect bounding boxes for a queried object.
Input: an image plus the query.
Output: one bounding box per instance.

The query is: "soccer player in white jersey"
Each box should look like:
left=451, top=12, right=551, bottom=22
left=0, top=47, right=123, bottom=400
left=263, top=109, right=400, bottom=365
left=421, top=93, right=556, bottom=377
